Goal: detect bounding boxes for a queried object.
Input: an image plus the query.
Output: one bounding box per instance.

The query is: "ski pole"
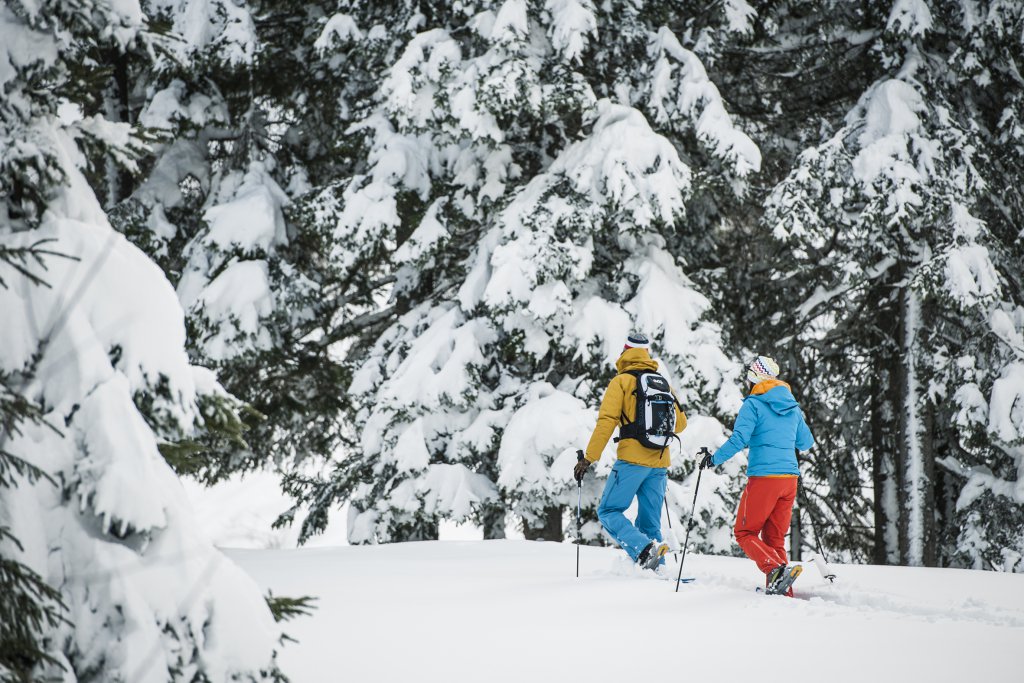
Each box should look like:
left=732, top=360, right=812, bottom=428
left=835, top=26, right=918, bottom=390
left=663, top=495, right=682, bottom=559
left=813, top=530, right=837, bottom=582
left=576, top=450, right=584, bottom=578
left=675, top=448, right=708, bottom=593
left=658, top=444, right=679, bottom=555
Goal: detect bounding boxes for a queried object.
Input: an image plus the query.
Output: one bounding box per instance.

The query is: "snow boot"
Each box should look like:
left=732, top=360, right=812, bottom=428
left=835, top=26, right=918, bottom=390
left=765, top=563, right=802, bottom=596
left=637, top=541, right=669, bottom=571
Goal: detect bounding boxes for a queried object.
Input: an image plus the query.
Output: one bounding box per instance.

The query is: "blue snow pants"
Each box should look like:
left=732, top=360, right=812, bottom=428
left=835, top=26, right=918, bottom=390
left=597, top=460, right=667, bottom=561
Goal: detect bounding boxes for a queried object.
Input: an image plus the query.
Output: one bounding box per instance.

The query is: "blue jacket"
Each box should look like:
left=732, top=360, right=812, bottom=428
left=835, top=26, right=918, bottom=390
left=712, top=380, right=814, bottom=476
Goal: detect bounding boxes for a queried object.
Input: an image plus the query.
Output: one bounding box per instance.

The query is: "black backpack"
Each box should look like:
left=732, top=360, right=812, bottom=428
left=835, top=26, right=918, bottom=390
left=615, top=370, right=681, bottom=451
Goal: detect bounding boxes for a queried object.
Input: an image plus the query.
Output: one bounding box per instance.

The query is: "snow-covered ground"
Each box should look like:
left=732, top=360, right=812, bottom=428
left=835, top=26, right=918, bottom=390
left=232, top=541, right=1024, bottom=683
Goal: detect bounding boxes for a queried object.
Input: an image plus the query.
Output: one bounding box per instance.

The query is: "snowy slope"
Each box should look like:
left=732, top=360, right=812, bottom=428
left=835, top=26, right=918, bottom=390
left=232, top=541, right=1024, bottom=683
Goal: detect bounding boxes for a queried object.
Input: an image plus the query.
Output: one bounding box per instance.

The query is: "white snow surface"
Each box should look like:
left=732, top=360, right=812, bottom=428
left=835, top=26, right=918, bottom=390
left=233, top=540, right=1024, bottom=683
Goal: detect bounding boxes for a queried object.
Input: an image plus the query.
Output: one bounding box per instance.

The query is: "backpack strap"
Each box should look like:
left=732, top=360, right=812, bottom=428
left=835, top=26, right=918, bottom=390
left=613, top=370, right=648, bottom=443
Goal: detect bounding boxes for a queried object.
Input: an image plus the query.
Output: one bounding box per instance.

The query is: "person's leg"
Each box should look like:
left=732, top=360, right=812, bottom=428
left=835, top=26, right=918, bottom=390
left=734, top=477, right=787, bottom=575
left=634, top=466, right=667, bottom=543
left=597, top=461, right=650, bottom=561
left=761, top=478, right=798, bottom=567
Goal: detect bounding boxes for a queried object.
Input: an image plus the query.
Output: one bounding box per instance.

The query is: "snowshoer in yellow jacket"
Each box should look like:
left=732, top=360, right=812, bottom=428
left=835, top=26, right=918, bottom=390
left=573, top=333, right=687, bottom=570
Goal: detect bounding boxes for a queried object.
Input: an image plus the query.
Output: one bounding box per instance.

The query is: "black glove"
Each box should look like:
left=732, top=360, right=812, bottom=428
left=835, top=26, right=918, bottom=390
left=698, top=447, right=714, bottom=471
left=574, top=457, right=590, bottom=483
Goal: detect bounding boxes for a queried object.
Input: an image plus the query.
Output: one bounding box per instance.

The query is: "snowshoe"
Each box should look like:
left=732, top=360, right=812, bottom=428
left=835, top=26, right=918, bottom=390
left=637, top=541, right=669, bottom=571
left=764, top=564, right=802, bottom=596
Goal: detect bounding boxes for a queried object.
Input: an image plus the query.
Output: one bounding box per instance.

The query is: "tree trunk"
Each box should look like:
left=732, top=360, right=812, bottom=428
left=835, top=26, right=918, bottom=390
left=870, top=369, right=894, bottom=564
left=920, top=398, right=937, bottom=566
left=898, top=287, right=936, bottom=566
left=522, top=506, right=563, bottom=541
left=103, top=49, right=134, bottom=207
left=480, top=504, right=507, bottom=540
left=400, top=520, right=439, bottom=542
left=870, top=284, right=900, bottom=565
left=388, top=517, right=439, bottom=542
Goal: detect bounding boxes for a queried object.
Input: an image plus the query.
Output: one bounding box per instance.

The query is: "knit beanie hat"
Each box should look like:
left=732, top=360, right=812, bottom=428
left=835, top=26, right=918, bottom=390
left=623, top=332, right=650, bottom=350
left=747, top=355, right=780, bottom=384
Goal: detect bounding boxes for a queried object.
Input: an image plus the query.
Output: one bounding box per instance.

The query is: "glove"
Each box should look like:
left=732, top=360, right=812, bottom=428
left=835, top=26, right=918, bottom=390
left=698, top=447, right=714, bottom=471
left=573, top=458, right=591, bottom=483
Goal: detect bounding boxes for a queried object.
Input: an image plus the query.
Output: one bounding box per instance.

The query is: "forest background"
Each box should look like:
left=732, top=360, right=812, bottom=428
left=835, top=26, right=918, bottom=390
left=2, top=1, right=1023, bottom=680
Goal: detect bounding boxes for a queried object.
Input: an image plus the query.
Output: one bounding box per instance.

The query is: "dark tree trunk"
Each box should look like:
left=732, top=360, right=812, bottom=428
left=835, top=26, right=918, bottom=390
left=104, top=49, right=135, bottom=206
left=870, top=368, right=891, bottom=564
left=390, top=519, right=438, bottom=542
left=895, top=286, right=911, bottom=565
left=920, top=399, right=937, bottom=567
left=522, top=506, right=563, bottom=541
left=480, top=504, right=507, bottom=540
left=870, top=282, right=900, bottom=565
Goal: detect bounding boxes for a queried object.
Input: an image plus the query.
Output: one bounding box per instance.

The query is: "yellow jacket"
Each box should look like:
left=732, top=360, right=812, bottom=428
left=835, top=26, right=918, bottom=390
left=584, top=348, right=687, bottom=468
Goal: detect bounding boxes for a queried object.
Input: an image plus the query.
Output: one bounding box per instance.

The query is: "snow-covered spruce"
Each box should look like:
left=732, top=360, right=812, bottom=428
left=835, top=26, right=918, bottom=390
left=303, top=1, right=757, bottom=546
left=762, top=0, right=1024, bottom=569
left=0, top=3, right=283, bottom=680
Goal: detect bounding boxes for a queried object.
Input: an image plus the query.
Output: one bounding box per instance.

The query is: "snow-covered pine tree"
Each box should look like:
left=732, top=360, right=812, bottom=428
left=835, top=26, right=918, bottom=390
left=100, top=0, right=368, bottom=487
left=0, top=2, right=284, bottom=678
left=695, top=0, right=892, bottom=564
left=926, top=0, right=1024, bottom=571
left=763, top=0, right=1024, bottom=568
left=298, top=0, right=758, bottom=546
left=475, top=99, right=746, bottom=545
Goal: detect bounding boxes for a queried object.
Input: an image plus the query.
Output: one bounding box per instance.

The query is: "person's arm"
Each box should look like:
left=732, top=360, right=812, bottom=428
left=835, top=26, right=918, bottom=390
left=796, top=409, right=814, bottom=451
left=673, top=390, right=687, bottom=434
left=712, top=399, right=758, bottom=466
left=584, top=377, right=625, bottom=463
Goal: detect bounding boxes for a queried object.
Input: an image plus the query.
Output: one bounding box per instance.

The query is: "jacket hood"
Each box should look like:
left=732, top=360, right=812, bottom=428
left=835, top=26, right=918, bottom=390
left=616, top=347, right=659, bottom=374
left=749, top=379, right=800, bottom=415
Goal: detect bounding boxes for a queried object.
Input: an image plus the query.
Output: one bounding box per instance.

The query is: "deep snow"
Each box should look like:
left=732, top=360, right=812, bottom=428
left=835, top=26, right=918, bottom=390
left=232, top=540, right=1024, bottom=683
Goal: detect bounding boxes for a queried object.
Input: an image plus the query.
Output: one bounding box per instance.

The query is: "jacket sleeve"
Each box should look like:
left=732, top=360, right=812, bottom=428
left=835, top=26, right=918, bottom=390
left=584, top=377, right=624, bottom=463
left=673, top=391, right=687, bottom=434
left=796, top=409, right=815, bottom=451
left=712, top=399, right=758, bottom=466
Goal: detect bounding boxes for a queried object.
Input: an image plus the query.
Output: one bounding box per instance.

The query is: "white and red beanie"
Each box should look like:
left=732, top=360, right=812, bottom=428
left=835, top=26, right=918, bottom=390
left=747, top=355, right=780, bottom=384
left=623, top=332, right=650, bottom=351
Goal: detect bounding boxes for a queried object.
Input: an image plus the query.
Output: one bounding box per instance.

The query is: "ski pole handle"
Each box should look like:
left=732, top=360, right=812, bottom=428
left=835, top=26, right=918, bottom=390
left=574, top=450, right=587, bottom=485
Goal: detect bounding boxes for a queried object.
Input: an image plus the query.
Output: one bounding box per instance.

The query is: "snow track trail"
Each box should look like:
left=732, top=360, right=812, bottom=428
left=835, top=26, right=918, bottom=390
left=231, top=541, right=1023, bottom=683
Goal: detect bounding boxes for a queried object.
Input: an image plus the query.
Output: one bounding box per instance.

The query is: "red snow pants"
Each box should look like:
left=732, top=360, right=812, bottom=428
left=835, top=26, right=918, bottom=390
left=734, top=476, right=798, bottom=576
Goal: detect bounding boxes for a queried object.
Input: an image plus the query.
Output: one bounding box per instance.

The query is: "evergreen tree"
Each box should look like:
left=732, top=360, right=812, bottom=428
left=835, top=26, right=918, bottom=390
left=0, top=1, right=285, bottom=678
left=290, top=0, right=758, bottom=545
left=102, top=0, right=358, bottom=485
left=762, top=0, right=1024, bottom=568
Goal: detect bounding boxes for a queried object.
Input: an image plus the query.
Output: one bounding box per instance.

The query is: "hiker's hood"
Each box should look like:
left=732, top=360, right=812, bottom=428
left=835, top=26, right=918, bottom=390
left=749, top=379, right=800, bottom=415
left=616, top=347, right=659, bottom=374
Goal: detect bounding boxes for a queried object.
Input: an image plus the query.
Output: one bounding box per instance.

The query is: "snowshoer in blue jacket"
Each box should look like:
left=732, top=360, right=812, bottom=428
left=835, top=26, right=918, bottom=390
left=700, top=355, right=814, bottom=595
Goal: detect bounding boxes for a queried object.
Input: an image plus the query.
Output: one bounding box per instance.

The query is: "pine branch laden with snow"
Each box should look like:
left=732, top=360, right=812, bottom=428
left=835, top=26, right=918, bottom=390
left=177, top=161, right=292, bottom=362
left=0, top=4, right=284, bottom=680
left=149, top=0, right=258, bottom=66
left=646, top=26, right=761, bottom=179
left=543, top=0, right=598, bottom=64
left=343, top=303, right=500, bottom=543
